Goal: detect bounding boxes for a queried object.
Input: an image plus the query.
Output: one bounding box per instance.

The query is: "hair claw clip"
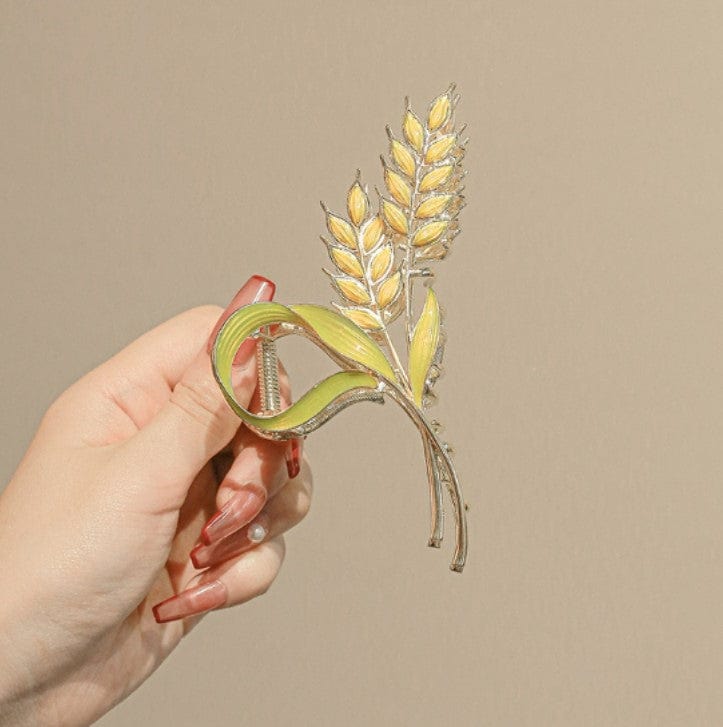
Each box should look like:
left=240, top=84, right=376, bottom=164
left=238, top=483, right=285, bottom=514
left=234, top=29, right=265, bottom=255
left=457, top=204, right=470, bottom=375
left=212, top=85, right=470, bottom=572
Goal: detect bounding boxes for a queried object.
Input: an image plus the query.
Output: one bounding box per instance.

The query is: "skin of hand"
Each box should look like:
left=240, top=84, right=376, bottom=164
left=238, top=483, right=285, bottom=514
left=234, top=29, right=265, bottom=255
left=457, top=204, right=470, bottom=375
left=0, top=275, right=311, bottom=726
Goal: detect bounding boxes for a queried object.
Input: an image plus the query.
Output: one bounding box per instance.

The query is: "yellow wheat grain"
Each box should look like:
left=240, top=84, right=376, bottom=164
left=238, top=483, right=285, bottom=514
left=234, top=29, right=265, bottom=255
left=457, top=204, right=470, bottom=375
left=427, top=91, right=451, bottom=131
left=424, top=134, right=456, bottom=164
left=415, top=194, right=452, bottom=219
left=360, top=215, right=384, bottom=252
left=419, top=165, right=453, bottom=193
left=338, top=306, right=384, bottom=330
left=347, top=181, right=368, bottom=226
left=382, top=199, right=408, bottom=234
left=377, top=271, right=402, bottom=308
left=384, top=166, right=412, bottom=207
left=403, top=109, right=424, bottom=153
left=330, top=247, right=364, bottom=278
left=326, top=213, right=358, bottom=249
left=412, top=220, right=449, bottom=247
left=336, top=277, right=371, bottom=305
left=369, top=244, right=393, bottom=282
left=390, top=138, right=415, bottom=177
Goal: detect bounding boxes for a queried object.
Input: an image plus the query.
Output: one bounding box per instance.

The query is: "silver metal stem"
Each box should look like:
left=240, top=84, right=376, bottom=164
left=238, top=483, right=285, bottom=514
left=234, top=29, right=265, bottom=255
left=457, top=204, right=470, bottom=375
left=423, top=434, right=444, bottom=548
left=257, top=327, right=282, bottom=415
left=380, top=380, right=468, bottom=572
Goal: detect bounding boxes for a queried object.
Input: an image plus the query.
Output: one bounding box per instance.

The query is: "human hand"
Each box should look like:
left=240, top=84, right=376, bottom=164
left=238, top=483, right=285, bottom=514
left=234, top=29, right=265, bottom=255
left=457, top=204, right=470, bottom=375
left=0, top=275, right=311, bottom=726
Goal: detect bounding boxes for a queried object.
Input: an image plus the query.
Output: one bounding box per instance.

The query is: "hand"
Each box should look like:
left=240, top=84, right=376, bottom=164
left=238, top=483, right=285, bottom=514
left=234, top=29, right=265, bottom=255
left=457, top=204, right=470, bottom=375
left=0, top=276, right=312, bottom=726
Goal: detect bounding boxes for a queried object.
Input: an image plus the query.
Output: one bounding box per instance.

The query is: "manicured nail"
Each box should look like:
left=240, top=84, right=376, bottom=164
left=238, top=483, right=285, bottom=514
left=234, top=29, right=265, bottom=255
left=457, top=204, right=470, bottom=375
left=206, top=275, right=276, bottom=358
left=285, top=438, right=303, bottom=479
left=152, top=580, right=227, bottom=623
left=200, top=484, right=267, bottom=546
left=191, top=513, right=271, bottom=570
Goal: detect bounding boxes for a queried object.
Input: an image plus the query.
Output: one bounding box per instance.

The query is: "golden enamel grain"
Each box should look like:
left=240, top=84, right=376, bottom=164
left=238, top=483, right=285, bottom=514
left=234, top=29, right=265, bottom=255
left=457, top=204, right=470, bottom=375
left=339, top=307, right=383, bottom=330
left=412, top=220, right=449, bottom=247
left=330, top=247, right=364, bottom=278
left=369, top=244, right=393, bottom=282
left=415, top=194, right=452, bottom=218
left=377, top=271, right=401, bottom=307
left=327, top=213, right=357, bottom=248
left=384, top=167, right=412, bottom=207
left=347, top=182, right=368, bottom=227
left=360, top=215, right=384, bottom=252
left=403, top=110, right=424, bottom=153
left=336, top=277, right=371, bottom=305
left=427, top=93, right=451, bottom=131
left=382, top=199, right=408, bottom=235
left=424, top=134, right=456, bottom=164
left=391, top=139, right=415, bottom=177
left=419, top=165, right=453, bottom=193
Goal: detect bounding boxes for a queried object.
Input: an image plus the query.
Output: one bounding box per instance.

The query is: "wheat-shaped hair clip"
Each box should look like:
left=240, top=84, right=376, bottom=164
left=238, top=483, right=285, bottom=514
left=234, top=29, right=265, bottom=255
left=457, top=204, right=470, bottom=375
left=211, top=84, right=469, bottom=571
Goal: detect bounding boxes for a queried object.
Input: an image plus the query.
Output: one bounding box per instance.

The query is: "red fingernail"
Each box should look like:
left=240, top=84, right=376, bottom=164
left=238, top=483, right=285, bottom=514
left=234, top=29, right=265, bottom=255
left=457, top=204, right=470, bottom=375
left=200, top=484, right=267, bottom=546
left=285, top=438, right=302, bottom=479
left=190, top=542, right=205, bottom=569
left=152, top=580, right=227, bottom=623
left=191, top=513, right=271, bottom=570
left=206, top=275, right=276, bottom=357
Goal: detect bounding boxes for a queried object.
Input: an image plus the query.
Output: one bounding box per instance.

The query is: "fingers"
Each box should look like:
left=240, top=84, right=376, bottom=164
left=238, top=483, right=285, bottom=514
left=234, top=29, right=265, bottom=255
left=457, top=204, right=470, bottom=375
left=191, top=457, right=312, bottom=569
left=118, top=276, right=275, bottom=511
left=200, top=439, right=287, bottom=544
left=153, top=536, right=286, bottom=624
left=152, top=457, right=311, bottom=624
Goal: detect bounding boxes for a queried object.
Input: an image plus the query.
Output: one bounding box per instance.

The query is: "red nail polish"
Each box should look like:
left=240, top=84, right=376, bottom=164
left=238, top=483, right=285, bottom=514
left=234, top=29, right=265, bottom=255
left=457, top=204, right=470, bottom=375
left=152, top=580, right=227, bottom=623
left=206, top=275, right=276, bottom=356
left=191, top=513, right=271, bottom=570
left=190, top=542, right=205, bottom=569
left=200, top=484, right=267, bottom=546
left=285, top=438, right=302, bottom=479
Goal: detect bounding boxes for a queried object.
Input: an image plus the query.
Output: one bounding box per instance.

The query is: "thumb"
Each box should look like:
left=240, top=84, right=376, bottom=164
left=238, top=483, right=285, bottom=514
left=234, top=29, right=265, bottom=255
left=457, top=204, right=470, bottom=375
left=120, top=275, right=275, bottom=510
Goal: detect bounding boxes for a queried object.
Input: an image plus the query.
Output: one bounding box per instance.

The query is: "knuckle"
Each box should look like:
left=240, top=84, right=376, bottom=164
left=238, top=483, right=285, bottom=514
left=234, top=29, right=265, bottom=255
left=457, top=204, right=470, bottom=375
left=296, top=488, right=312, bottom=519
left=176, top=305, right=225, bottom=343
left=296, top=458, right=313, bottom=499
left=187, top=304, right=224, bottom=326
left=169, top=376, right=231, bottom=436
left=256, top=538, right=286, bottom=597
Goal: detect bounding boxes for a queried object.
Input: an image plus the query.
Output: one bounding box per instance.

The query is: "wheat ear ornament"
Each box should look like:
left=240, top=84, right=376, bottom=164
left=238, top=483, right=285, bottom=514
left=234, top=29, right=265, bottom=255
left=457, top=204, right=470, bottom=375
left=211, top=84, right=469, bottom=571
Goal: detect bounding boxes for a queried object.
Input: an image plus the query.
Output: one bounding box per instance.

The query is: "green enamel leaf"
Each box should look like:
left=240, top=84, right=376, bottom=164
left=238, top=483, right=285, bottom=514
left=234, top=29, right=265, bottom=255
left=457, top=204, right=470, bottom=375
left=221, top=368, right=379, bottom=432
left=289, top=303, right=397, bottom=382
left=408, top=288, right=441, bottom=406
left=212, top=301, right=386, bottom=435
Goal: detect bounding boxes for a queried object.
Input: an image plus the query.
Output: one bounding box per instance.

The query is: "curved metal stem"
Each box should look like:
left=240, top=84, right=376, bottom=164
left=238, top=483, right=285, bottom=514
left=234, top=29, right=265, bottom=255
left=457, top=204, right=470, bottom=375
left=422, top=434, right=444, bottom=547
left=381, top=381, right=468, bottom=571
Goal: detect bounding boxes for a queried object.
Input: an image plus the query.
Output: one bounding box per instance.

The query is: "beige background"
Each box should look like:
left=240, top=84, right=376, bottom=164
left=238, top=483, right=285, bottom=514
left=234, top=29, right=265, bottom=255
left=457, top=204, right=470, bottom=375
left=2, top=1, right=722, bottom=725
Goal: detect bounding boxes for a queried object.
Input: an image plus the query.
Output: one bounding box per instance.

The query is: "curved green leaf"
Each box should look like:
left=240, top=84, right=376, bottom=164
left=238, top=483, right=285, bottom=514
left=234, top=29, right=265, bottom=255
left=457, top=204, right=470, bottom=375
left=290, top=304, right=396, bottom=382
left=408, top=288, right=441, bottom=406
left=211, top=301, right=388, bottom=436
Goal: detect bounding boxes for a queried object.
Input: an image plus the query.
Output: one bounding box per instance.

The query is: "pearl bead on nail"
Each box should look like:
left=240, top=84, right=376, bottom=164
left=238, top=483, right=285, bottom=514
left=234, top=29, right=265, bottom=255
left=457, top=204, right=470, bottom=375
left=247, top=522, right=267, bottom=543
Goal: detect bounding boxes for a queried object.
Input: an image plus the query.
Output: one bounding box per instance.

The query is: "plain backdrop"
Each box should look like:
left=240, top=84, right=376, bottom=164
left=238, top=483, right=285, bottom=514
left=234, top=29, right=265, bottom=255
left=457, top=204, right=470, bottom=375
left=2, top=1, right=723, bottom=725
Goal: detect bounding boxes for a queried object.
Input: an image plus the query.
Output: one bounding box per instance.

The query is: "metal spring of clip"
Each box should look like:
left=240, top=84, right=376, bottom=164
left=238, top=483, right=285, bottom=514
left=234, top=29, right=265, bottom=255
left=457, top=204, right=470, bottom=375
left=257, top=326, right=281, bottom=416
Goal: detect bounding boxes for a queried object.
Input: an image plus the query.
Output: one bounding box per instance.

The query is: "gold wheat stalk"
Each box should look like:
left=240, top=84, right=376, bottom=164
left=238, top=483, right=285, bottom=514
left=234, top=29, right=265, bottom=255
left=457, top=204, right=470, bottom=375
left=320, top=84, right=468, bottom=567
left=212, top=85, right=469, bottom=571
